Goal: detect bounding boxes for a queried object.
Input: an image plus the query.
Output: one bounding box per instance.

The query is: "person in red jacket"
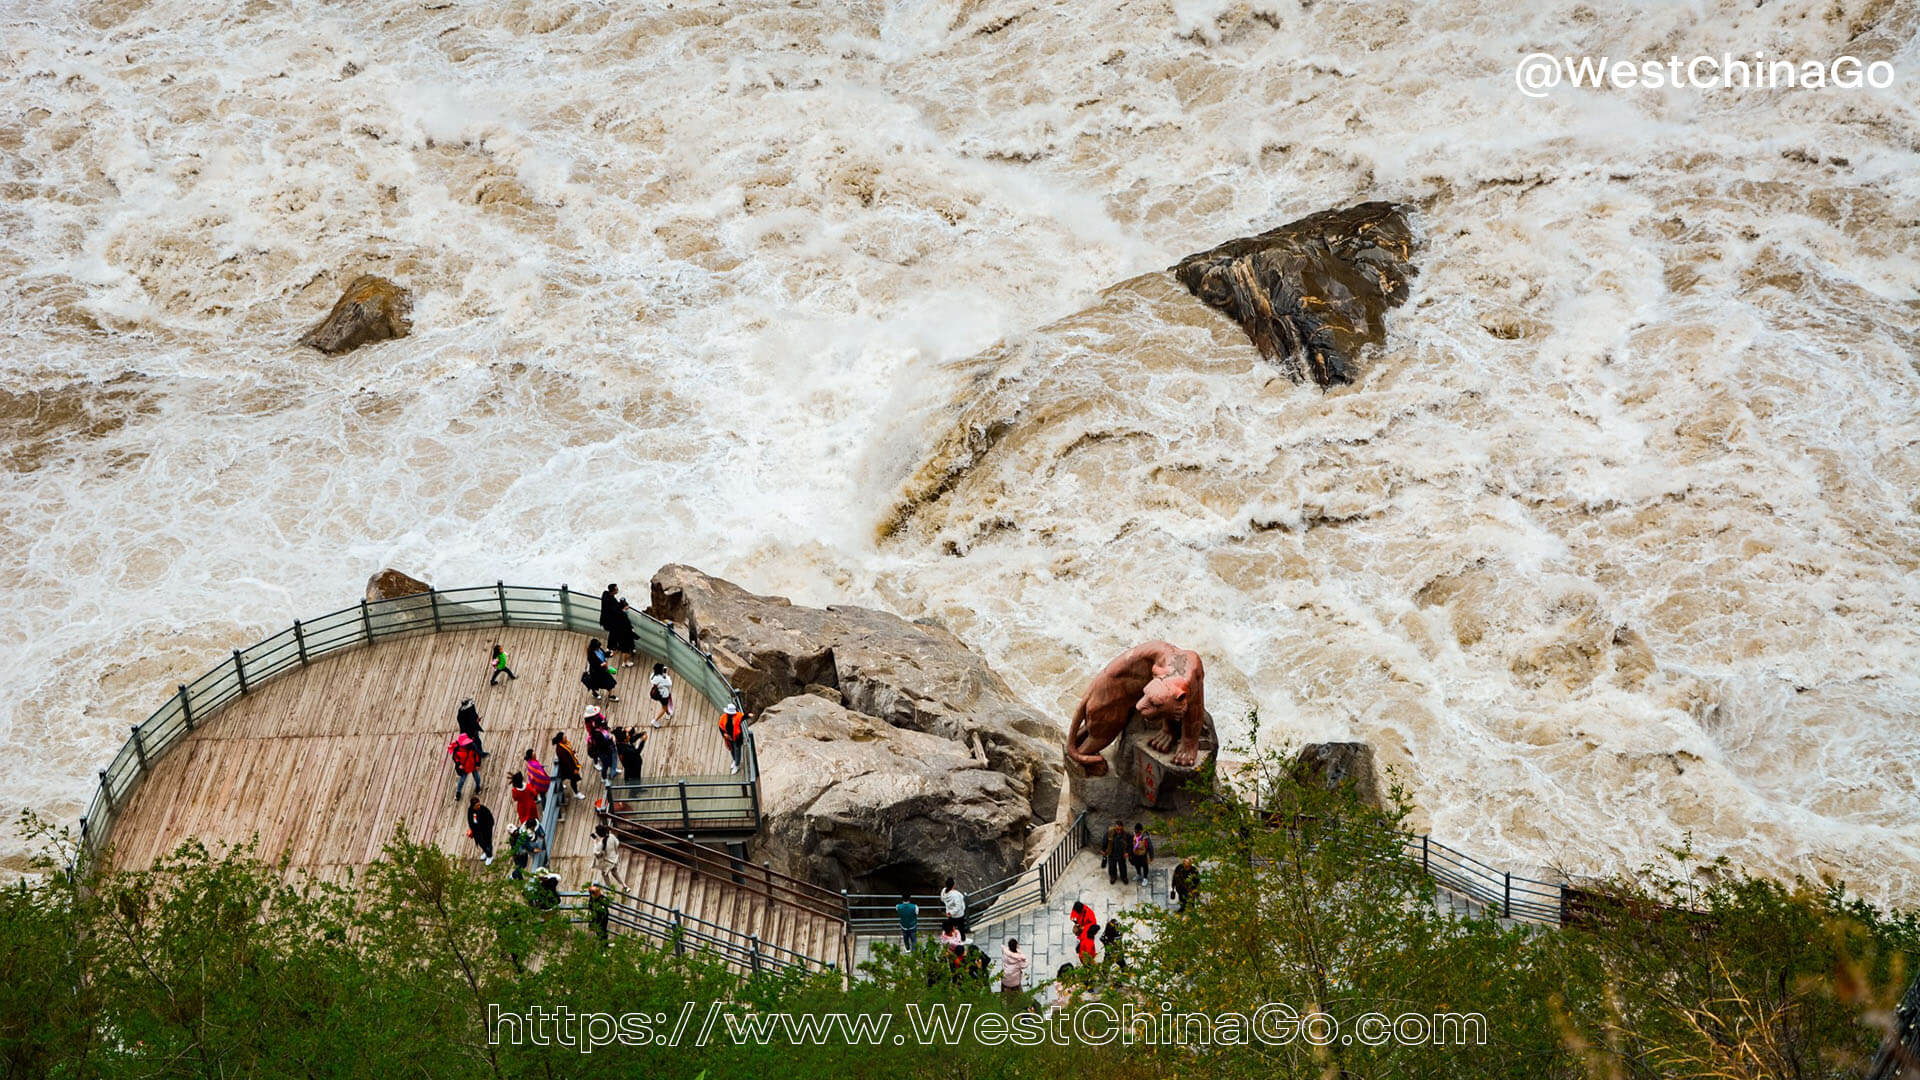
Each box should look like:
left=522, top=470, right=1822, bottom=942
left=448, top=733, right=482, bottom=800
left=510, top=772, right=539, bottom=827
left=1069, top=899, right=1096, bottom=941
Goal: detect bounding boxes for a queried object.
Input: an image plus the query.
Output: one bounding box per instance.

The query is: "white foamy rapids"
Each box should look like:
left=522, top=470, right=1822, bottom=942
left=2, top=0, right=1917, bottom=893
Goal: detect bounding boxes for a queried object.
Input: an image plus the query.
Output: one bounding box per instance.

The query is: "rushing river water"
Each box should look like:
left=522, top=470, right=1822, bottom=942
left=2, top=0, right=1917, bottom=897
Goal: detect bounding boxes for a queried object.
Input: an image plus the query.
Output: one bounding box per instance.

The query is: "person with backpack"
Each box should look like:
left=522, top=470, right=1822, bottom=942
left=590, top=823, right=627, bottom=890
left=457, top=697, right=487, bottom=758
left=648, top=663, right=674, bottom=727
left=1128, top=823, right=1154, bottom=883
left=1103, top=819, right=1130, bottom=884
left=523, top=750, right=552, bottom=813
left=489, top=643, right=517, bottom=685
left=448, top=732, right=483, bottom=800
left=718, top=702, right=746, bottom=774
left=551, top=732, right=585, bottom=803
left=1076, top=920, right=1099, bottom=966
left=526, top=868, right=561, bottom=911
left=465, top=795, right=495, bottom=866
left=1069, top=899, right=1097, bottom=942
left=580, top=639, right=619, bottom=703
left=584, top=706, right=617, bottom=785
left=1100, top=918, right=1127, bottom=971
left=505, top=824, right=532, bottom=879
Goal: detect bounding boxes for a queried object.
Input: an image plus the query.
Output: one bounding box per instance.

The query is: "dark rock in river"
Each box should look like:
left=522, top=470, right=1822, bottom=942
left=1291, top=741, right=1384, bottom=809
left=299, top=274, right=412, bottom=354
left=365, top=567, right=430, bottom=603
left=1173, top=201, right=1417, bottom=386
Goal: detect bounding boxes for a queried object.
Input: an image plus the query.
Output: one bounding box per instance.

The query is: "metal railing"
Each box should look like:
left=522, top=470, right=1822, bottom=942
left=847, top=812, right=1092, bottom=936
left=74, top=582, right=747, bottom=871
left=603, top=813, right=850, bottom=925
left=561, top=888, right=839, bottom=976
left=603, top=730, right=760, bottom=836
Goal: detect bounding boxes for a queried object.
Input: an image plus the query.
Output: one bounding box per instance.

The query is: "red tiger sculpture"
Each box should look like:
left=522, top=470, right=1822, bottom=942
left=1065, top=642, right=1207, bottom=774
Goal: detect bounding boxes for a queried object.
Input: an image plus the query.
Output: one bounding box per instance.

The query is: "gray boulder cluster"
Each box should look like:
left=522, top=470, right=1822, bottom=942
left=646, top=565, right=1065, bottom=894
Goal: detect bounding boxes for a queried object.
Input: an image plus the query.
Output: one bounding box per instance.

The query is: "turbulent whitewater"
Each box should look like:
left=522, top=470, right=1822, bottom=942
left=2, top=0, right=1917, bottom=898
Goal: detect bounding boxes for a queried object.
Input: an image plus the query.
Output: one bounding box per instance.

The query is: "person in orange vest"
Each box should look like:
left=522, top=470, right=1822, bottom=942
left=448, top=732, right=482, bottom=800
left=718, top=702, right=746, bottom=774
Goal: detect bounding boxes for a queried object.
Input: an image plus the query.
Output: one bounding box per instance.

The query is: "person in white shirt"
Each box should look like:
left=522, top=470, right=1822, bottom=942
left=648, top=663, right=674, bottom=727
left=591, top=823, right=627, bottom=890
left=940, top=877, right=967, bottom=938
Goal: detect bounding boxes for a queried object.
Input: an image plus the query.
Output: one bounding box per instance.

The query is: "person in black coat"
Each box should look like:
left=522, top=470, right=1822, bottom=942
left=466, top=796, right=495, bottom=866
left=599, top=585, right=638, bottom=665
left=457, top=697, right=487, bottom=758
left=580, top=638, right=619, bottom=703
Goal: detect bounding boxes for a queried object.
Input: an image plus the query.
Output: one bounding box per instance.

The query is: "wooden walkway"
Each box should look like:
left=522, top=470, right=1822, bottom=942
left=103, top=626, right=733, bottom=892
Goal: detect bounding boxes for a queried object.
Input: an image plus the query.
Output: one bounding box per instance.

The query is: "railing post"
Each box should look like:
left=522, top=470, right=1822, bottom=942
left=429, top=587, right=442, bottom=632
left=559, top=584, right=570, bottom=630
left=1422, top=834, right=1429, bottom=872
left=749, top=935, right=762, bottom=975
left=678, top=780, right=691, bottom=833
left=293, top=620, right=308, bottom=665
left=360, top=599, right=374, bottom=642
left=1503, top=872, right=1512, bottom=919
left=497, top=581, right=509, bottom=626
left=672, top=909, right=685, bottom=954
left=97, top=770, right=114, bottom=816
left=130, top=725, right=148, bottom=775
left=178, top=684, right=194, bottom=731
left=764, top=861, right=775, bottom=902
left=232, top=649, right=249, bottom=695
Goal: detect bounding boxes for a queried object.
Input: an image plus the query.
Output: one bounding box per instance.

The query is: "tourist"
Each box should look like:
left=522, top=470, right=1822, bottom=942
left=1069, top=899, right=1096, bottom=942
left=552, top=732, right=585, bottom=802
left=940, top=877, right=967, bottom=938
left=456, top=697, right=487, bottom=758
left=581, top=639, right=619, bottom=703
left=591, top=823, right=627, bottom=891
left=937, top=919, right=963, bottom=949
left=598, top=584, right=638, bottom=667
left=523, top=751, right=552, bottom=812
left=718, top=702, right=745, bottom=774
left=465, top=795, right=495, bottom=866
left=1000, top=939, right=1029, bottom=994
left=895, top=892, right=919, bottom=950
left=526, top=868, right=561, bottom=911
left=587, top=883, right=612, bottom=944
left=1103, top=819, right=1129, bottom=884
left=505, top=824, right=531, bottom=879
left=584, top=706, right=617, bottom=784
left=1171, top=857, right=1199, bottom=912
left=448, top=732, right=482, bottom=800
left=1044, top=964, right=1076, bottom=1011
left=509, top=772, right=538, bottom=827
left=1128, top=822, right=1154, bottom=883
left=615, top=725, right=645, bottom=782
left=1100, top=917, right=1127, bottom=971
left=490, top=643, right=517, bottom=685
left=648, top=663, right=674, bottom=727
left=1076, top=920, right=1099, bottom=966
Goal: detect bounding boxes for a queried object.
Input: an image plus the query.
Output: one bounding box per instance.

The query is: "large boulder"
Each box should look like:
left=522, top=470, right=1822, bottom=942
left=1290, top=742, right=1384, bottom=809
left=365, top=568, right=430, bottom=602
left=752, top=694, right=1033, bottom=893
left=648, top=565, right=1066, bottom=889
left=299, top=274, right=412, bottom=354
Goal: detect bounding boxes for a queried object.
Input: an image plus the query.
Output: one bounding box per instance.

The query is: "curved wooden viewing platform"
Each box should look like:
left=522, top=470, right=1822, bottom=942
left=82, top=585, right=854, bottom=973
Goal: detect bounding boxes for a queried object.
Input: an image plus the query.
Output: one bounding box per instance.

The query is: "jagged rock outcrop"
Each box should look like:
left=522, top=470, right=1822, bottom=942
left=647, top=564, right=1065, bottom=890
left=299, top=274, right=412, bottom=354
left=752, top=694, right=1033, bottom=893
left=365, top=567, right=430, bottom=603
left=1291, top=742, right=1384, bottom=809
left=1173, top=201, right=1417, bottom=386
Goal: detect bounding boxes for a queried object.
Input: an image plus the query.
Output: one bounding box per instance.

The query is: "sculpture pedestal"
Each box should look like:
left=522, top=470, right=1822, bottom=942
left=1066, top=726, right=1216, bottom=816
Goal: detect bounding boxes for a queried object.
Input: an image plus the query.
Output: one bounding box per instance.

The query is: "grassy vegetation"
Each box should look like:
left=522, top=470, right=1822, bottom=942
left=2, top=753, right=1912, bottom=1079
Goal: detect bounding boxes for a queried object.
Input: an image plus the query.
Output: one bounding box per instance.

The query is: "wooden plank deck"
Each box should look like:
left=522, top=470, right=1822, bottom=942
left=104, top=626, right=733, bottom=891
